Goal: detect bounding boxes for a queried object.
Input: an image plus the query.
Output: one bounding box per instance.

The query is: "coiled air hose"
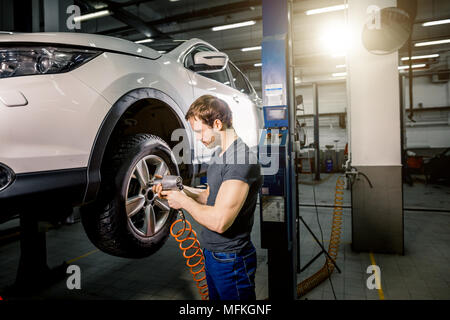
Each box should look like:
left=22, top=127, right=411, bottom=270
left=170, top=211, right=209, bottom=300
left=297, top=175, right=345, bottom=298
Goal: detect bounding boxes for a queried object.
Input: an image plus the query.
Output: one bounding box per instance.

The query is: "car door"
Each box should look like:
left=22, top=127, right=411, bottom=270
left=184, top=45, right=240, bottom=164
left=228, top=62, right=263, bottom=148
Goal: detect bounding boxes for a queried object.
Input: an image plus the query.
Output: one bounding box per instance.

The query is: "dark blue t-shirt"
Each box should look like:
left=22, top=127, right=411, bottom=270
left=201, top=137, right=262, bottom=253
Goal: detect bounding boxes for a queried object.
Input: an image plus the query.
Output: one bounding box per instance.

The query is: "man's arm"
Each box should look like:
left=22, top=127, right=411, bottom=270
left=182, top=185, right=209, bottom=205
left=161, top=180, right=249, bottom=234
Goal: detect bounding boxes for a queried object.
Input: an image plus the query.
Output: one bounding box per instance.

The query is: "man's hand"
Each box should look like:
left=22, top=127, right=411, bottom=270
left=151, top=174, right=163, bottom=197
left=159, top=190, right=188, bottom=210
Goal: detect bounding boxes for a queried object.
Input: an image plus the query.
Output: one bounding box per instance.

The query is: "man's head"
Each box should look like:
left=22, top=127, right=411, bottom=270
left=185, top=95, right=233, bottom=149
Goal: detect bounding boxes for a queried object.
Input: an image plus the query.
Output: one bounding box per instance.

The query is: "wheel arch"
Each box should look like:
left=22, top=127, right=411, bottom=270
left=83, top=88, right=195, bottom=204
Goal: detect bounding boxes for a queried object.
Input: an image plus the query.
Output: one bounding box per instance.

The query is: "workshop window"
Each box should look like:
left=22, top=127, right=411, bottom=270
left=229, top=63, right=251, bottom=95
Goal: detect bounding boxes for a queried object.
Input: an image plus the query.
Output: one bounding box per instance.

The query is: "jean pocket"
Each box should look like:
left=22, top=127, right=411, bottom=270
left=211, top=251, right=237, bottom=263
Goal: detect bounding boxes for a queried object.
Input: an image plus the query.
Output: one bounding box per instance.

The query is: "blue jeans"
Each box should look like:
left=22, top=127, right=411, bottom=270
left=203, top=243, right=257, bottom=301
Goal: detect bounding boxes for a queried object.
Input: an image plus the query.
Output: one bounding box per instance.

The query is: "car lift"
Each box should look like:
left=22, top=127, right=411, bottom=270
left=258, top=0, right=341, bottom=300
left=2, top=211, right=69, bottom=296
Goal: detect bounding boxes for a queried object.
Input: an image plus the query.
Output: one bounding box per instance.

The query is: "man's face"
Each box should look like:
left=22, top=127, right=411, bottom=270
left=188, top=117, right=221, bottom=149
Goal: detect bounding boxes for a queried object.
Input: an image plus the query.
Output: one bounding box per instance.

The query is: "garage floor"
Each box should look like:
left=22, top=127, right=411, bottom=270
left=0, top=174, right=449, bottom=300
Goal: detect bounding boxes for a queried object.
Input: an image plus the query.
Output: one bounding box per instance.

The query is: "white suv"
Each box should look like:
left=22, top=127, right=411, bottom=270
left=0, top=32, right=262, bottom=258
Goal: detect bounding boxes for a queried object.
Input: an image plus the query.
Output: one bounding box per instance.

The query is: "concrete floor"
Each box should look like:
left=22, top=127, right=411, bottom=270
left=0, top=173, right=449, bottom=300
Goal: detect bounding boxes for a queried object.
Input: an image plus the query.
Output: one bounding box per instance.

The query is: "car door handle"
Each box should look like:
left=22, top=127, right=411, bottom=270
left=233, top=95, right=240, bottom=103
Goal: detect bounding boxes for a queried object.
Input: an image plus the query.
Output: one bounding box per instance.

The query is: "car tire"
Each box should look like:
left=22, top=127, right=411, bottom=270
left=80, top=134, right=179, bottom=258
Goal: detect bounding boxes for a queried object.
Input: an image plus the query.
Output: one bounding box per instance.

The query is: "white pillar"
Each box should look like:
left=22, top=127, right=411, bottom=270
left=347, top=0, right=404, bottom=254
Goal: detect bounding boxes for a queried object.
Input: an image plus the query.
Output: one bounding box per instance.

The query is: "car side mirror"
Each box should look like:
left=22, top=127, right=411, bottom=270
left=192, top=51, right=229, bottom=73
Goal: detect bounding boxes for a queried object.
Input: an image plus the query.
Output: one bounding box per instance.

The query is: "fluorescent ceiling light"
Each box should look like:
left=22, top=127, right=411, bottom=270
left=135, top=38, right=154, bottom=44
left=306, top=4, right=348, bottom=15
left=73, top=10, right=111, bottom=23
left=422, top=19, right=450, bottom=27
left=242, top=46, right=261, bottom=52
left=336, top=64, right=346, bottom=68
left=398, top=64, right=426, bottom=70
left=415, top=39, right=450, bottom=47
left=332, top=72, right=347, bottom=77
left=212, top=20, right=256, bottom=31
left=401, top=54, right=439, bottom=61
left=254, top=63, right=262, bottom=67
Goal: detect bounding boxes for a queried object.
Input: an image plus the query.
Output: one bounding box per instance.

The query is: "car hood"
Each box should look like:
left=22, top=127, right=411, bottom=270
left=0, top=32, right=161, bottom=60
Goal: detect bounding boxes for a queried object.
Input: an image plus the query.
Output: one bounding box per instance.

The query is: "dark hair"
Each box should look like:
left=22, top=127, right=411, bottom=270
left=185, top=95, right=233, bottom=128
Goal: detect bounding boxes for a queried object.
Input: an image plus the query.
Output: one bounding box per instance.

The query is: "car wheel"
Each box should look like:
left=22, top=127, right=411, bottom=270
left=80, top=134, right=179, bottom=258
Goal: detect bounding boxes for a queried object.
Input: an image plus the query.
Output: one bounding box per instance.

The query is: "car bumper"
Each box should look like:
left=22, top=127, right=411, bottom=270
left=0, top=167, right=87, bottom=219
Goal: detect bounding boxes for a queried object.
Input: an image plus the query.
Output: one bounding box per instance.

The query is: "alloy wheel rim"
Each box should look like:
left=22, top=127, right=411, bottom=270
left=125, top=155, right=171, bottom=237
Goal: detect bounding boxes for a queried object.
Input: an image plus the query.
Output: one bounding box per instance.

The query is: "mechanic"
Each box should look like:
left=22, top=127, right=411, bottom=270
left=154, top=94, right=262, bottom=300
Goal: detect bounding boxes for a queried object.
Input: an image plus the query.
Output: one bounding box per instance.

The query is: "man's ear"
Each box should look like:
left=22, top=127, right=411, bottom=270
left=213, top=119, right=223, bottom=131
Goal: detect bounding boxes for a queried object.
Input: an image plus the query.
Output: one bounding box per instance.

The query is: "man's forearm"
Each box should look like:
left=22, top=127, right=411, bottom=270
left=183, top=185, right=208, bottom=204
left=181, top=196, right=222, bottom=233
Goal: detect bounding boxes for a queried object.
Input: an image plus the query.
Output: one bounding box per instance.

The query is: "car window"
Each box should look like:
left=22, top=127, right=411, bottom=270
left=229, top=63, right=251, bottom=95
left=184, top=46, right=232, bottom=87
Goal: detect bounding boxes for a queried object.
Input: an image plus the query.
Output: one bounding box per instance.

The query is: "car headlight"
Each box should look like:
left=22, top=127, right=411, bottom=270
left=0, top=46, right=101, bottom=78
left=0, top=163, right=15, bottom=192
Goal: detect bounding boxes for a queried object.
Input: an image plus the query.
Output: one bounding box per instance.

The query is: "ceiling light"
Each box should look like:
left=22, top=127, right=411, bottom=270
left=401, top=54, right=439, bottom=61
left=336, top=64, right=346, bottom=68
left=398, top=64, right=426, bottom=70
left=212, top=20, right=256, bottom=31
left=254, top=63, right=262, bottom=67
left=73, top=10, right=111, bottom=23
left=422, top=19, right=450, bottom=27
left=332, top=72, right=347, bottom=77
left=306, top=4, right=348, bottom=15
left=242, top=46, right=262, bottom=52
left=415, top=39, right=450, bottom=47
left=135, top=38, right=154, bottom=44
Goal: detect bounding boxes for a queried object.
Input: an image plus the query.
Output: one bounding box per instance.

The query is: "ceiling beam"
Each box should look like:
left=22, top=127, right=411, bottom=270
left=78, top=0, right=168, bottom=39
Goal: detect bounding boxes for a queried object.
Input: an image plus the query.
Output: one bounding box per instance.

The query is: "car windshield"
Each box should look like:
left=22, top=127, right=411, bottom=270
left=145, top=39, right=185, bottom=53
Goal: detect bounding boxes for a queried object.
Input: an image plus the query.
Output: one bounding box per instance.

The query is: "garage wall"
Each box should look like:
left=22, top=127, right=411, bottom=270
left=403, top=73, right=450, bottom=149
left=289, top=74, right=450, bottom=152
left=0, top=0, right=14, bottom=31
left=403, top=74, right=450, bottom=108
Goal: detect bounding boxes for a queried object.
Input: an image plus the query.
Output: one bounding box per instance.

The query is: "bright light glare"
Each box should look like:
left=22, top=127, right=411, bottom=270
left=212, top=20, right=256, bottom=31
left=320, top=23, right=351, bottom=56
left=415, top=39, right=450, bottom=47
left=73, top=10, right=111, bottom=23
left=422, top=19, right=450, bottom=27
left=241, top=46, right=262, bottom=52
left=306, top=4, right=348, bottom=15
left=401, top=54, right=439, bottom=61
left=254, top=63, right=262, bottom=67
left=398, top=64, right=426, bottom=70
left=135, top=38, right=154, bottom=44
left=332, top=72, right=347, bottom=77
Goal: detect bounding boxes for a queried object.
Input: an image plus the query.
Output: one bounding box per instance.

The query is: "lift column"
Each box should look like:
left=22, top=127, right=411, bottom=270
left=259, top=0, right=298, bottom=300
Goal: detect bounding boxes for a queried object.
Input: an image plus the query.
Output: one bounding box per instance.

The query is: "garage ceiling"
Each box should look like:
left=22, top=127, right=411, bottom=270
left=74, top=0, right=450, bottom=92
